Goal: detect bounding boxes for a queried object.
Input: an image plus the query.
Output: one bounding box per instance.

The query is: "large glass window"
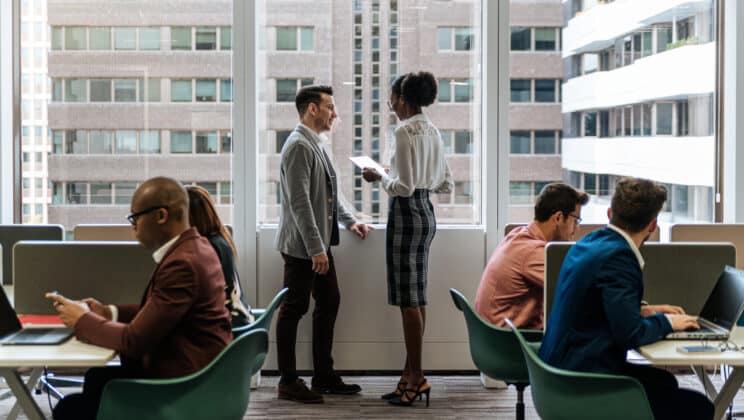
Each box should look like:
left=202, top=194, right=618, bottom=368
left=510, top=79, right=531, bottom=102
left=534, top=28, right=557, bottom=51
left=114, top=28, right=136, bottom=50
left=195, top=27, right=217, bottom=50
left=90, top=79, right=112, bottom=102
left=171, top=27, right=192, bottom=50
left=64, top=79, right=87, bottom=102
left=171, top=80, right=192, bottom=102
left=139, top=28, right=161, bottom=50
left=195, top=79, right=217, bottom=102
left=258, top=1, right=482, bottom=224
left=89, top=28, right=111, bottom=50
left=114, top=80, right=137, bottom=102
left=65, top=27, right=86, bottom=50
left=170, top=131, right=193, bottom=153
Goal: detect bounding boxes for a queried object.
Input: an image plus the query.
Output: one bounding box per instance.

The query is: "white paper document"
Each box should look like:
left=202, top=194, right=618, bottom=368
left=349, top=156, right=386, bottom=175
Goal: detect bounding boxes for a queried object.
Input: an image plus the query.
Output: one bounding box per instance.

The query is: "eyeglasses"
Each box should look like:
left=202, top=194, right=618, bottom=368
left=386, top=100, right=394, bottom=111
left=567, top=213, right=582, bottom=225
left=126, top=206, right=167, bottom=226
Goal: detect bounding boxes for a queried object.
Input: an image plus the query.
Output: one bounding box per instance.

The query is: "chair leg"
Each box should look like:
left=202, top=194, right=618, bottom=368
left=515, top=384, right=526, bottom=420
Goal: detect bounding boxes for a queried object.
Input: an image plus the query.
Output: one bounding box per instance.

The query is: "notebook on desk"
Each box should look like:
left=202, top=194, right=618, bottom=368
left=666, top=266, right=744, bottom=340
left=0, top=286, right=72, bottom=345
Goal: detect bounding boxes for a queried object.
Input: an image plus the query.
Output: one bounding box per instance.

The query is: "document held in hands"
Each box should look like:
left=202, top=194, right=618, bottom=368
left=349, top=156, right=386, bottom=175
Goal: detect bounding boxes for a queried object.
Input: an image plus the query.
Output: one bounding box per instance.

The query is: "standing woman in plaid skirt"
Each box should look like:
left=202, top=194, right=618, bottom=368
left=363, top=71, right=453, bottom=407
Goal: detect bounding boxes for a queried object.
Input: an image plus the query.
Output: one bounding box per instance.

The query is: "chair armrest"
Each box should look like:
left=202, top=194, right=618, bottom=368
left=250, top=308, right=266, bottom=318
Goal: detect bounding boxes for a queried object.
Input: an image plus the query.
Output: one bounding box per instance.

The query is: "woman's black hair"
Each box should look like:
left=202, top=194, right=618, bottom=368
left=391, top=71, right=438, bottom=107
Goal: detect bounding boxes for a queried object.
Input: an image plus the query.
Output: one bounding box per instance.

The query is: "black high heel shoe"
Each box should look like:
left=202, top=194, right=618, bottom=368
left=388, top=379, right=430, bottom=407
left=381, top=380, right=407, bottom=400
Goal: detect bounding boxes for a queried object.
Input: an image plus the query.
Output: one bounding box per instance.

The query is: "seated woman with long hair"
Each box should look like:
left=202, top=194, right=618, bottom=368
left=186, top=185, right=253, bottom=328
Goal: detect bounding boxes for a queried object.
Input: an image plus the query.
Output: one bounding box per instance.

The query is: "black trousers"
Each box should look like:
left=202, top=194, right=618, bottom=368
left=276, top=251, right=340, bottom=383
left=621, top=363, right=713, bottom=420
left=52, top=366, right=138, bottom=420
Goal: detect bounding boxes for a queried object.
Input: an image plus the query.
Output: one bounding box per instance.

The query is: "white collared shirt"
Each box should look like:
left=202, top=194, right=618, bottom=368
left=381, top=113, right=453, bottom=197
left=152, top=234, right=181, bottom=264
left=607, top=224, right=645, bottom=269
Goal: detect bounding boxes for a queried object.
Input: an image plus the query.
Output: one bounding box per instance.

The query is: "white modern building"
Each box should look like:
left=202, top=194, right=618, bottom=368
left=561, top=0, right=716, bottom=223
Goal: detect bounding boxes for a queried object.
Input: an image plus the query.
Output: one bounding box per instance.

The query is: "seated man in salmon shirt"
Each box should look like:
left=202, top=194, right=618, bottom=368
left=474, top=183, right=588, bottom=329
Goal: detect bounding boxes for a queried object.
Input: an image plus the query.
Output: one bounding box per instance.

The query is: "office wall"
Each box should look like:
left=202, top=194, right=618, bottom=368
left=257, top=227, right=485, bottom=370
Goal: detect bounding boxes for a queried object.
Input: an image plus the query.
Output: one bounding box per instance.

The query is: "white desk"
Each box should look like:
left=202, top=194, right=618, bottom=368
left=639, top=340, right=744, bottom=420
left=0, top=338, right=115, bottom=420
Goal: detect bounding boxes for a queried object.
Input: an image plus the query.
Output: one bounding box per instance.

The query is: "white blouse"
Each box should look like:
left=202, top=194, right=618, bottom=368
left=381, top=113, right=453, bottom=197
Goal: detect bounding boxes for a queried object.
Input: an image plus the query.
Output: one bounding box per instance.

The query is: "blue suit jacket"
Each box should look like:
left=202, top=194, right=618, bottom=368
left=538, top=227, right=672, bottom=374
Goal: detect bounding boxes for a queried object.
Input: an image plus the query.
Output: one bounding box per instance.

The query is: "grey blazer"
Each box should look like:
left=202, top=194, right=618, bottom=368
left=274, top=124, right=357, bottom=259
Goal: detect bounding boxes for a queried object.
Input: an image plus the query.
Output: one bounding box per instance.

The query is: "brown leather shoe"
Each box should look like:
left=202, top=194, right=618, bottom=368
left=278, top=378, right=324, bottom=404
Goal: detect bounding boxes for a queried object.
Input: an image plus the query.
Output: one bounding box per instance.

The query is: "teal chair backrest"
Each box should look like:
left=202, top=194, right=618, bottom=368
left=506, top=319, right=654, bottom=420
left=234, top=287, right=288, bottom=335
left=449, top=288, right=542, bottom=383
left=96, top=329, right=269, bottom=420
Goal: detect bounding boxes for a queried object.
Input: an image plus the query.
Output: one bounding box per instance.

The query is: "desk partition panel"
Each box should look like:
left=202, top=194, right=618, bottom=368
left=73, top=224, right=137, bottom=241
left=13, top=241, right=155, bottom=315
left=73, top=224, right=233, bottom=241
left=504, top=223, right=660, bottom=242
left=670, top=224, right=744, bottom=270
left=0, top=225, right=64, bottom=285
left=544, top=242, right=736, bottom=322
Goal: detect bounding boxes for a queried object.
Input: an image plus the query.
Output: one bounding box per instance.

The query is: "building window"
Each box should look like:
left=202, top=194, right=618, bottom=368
left=584, top=112, right=597, bottom=137
left=195, top=27, right=217, bottom=50
left=276, top=26, right=313, bottom=51
left=139, top=28, right=161, bottom=50
left=195, top=79, right=217, bottom=102
left=454, top=131, right=473, bottom=154
left=115, top=131, right=137, bottom=154
left=438, top=27, right=473, bottom=51
left=455, top=181, right=473, bottom=204
left=276, top=130, right=292, bottom=153
left=140, top=131, right=161, bottom=154
left=64, top=79, right=87, bottom=102
left=534, top=130, right=556, bottom=154
left=65, top=27, right=86, bottom=50
left=276, top=79, right=312, bottom=102
left=221, top=132, right=232, bottom=153
left=534, top=79, right=557, bottom=103
left=656, top=103, right=673, bottom=135
left=438, top=80, right=451, bottom=102
left=171, top=131, right=193, bottom=153
left=220, top=27, right=232, bottom=50
left=66, top=130, right=88, bottom=154
left=534, top=28, right=557, bottom=51
left=90, top=27, right=111, bottom=50
left=139, top=79, right=161, bottom=102
left=90, top=183, right=113, bottom=205
left=220, top=79, right=233, bottom=102
left=90, top=79, right=112, bottom=102
left=510, top=79, right=531, bottom=102
left=510, top=182, right=532, bottom=205
left=114, top=79, right=137, bottom=102
left=195, top=131, right=218, bottom=153
left=114, top=28, right=137, bottom=50
left=89, top=131, right=112, bottom=154
left=510, top=131, right=531, bottom=154
left=171, top=80, right=192, bottom=102
left=511, top=27, right=530, bottom=51
left=171, top=27, right=192, bottom=50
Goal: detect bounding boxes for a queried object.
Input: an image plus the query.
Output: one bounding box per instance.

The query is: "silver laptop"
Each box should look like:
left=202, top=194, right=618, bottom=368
left=0, top=286, right=72, bottom=345
left=666, top=266, right=744, bottom=340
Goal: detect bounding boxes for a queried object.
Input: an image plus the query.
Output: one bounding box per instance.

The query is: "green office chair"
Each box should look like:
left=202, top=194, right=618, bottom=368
left=449, top=288, right=542, bottom=420
left=505, top=319, right=654, bottom=420
left=96, top=328, right=269, bottom=420
left=233, top=287, right=288, bottom=337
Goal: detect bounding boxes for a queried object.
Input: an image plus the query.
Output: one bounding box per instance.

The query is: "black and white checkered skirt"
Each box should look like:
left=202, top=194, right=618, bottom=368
left=386, top=189, right=436, bottom=307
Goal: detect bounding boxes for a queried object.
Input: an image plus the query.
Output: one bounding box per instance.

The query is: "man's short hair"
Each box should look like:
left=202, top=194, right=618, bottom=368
left=610, top=177, right=667, bottom=233
left=534, top=183, right=589, bottom=222
left=295, top=85, right=333, bottom=117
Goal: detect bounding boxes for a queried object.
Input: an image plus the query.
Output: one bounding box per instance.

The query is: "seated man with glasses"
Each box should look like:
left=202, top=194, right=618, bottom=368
left=47, top=176, right=233, bottom=420
left=475, top=183, right=588, bottom=329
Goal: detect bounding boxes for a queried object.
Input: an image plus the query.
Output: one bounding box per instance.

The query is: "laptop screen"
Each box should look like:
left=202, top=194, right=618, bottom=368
left=0, top=286, right=22, bottom=336
left=699, top=266, right=744, bottom=330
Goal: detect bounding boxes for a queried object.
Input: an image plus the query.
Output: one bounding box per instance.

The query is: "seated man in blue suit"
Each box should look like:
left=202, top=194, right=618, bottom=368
left=539, top=177, right=713, bottom=420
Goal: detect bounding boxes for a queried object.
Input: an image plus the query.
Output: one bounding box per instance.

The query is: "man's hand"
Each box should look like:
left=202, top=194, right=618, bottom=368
left=641, top=304, right=685, bottom=318
left=45, top=293, right=90, bottom=328
left=312, top=252, right=330, bottom=275
left=362, top=167, right=382, bottom=182
left=82, top=298, right=112, bottom=320
left=349, top=223, right=373, bottom=240
left=665, top=314, right=700, bottom=332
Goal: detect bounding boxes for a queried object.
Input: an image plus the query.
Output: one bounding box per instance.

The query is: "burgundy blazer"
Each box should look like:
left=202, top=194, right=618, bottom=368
left=75, top=228, right=233, bottom=378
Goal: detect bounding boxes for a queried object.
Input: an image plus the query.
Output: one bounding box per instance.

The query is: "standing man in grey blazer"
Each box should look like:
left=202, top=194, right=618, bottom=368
left=274, top=85, right=372, bottom=404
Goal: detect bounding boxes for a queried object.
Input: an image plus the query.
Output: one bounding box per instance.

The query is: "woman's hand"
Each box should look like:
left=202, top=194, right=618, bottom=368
left=362, top=167, right=382, bottom=182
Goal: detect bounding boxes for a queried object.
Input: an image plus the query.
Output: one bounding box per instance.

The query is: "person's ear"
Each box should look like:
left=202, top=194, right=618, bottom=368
left=156, top=208, right=168, bottom=225
left=606, top=207, right=612, bottom=221
left=648, top=218, right=658, bottom=234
